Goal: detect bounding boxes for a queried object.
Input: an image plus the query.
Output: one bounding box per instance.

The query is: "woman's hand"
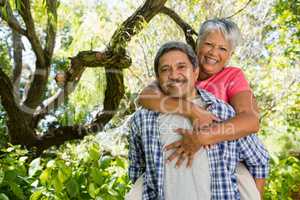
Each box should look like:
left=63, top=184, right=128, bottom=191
left=190, top=105, right=219, bottom=129
left=164, top=128, right=214, bottom=168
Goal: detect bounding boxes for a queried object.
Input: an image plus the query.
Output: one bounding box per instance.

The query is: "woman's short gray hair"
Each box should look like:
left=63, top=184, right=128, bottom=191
left=196, top=18, right=242, bottom=51
left=154, top=41, right=198, bottom=77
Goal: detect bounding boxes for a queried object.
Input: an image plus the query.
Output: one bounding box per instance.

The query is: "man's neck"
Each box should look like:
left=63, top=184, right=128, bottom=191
left=184, top=88, right=198, bottom=101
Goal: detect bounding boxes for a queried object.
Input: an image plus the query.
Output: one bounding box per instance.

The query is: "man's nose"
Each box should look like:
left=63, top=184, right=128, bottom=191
left=168, top=68, right=179, bottom=79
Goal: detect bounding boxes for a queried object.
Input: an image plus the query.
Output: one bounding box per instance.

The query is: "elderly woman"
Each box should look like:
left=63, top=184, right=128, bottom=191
left=133, top=18, right=266, bottom=199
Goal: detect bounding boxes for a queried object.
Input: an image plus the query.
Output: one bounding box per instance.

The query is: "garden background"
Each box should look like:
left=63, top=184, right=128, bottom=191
left=0, top=0, right=299, bottom=199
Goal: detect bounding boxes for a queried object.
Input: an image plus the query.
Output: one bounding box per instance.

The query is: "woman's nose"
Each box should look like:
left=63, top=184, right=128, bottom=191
left=208, top=46, right=217, bottom=55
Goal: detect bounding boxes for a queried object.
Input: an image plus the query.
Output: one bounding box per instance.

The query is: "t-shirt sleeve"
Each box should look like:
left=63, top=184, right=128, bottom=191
left=226, top=68, right=251, bottom=100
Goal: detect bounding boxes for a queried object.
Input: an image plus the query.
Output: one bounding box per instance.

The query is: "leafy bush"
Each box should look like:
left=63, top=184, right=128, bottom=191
left=264, top=155, right=300, bottom=200
left=0, top=138, right=130, bottom=200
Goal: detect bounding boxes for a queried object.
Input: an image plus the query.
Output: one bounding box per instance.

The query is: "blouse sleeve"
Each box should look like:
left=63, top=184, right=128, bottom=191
left=226, top=68, right=251, bottom=100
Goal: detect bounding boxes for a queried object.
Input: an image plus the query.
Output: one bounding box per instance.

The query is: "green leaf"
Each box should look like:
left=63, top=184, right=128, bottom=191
left=29, top=158, right=42, bottom=177
left=89, top=143, right=100, bottom=161
left=29, top=189, right=44, bottom=200
left=8, top=182, right=25, bottom=200
left=0, top=169, right=4, bottom=185
left=100, top=156, right=112, bottom=169
left=53, top=176, right=63, bottom=193
left=88, top=183, right=100, bottom=198
left=66, top=179, right=80, bottom=198
left=39, top=168, right=51, bottom=185
left=115, top=157, right=126, bottom=169
left=0, top=193, right=9, bottom=200
left=89, top=167, right=105, bottom=186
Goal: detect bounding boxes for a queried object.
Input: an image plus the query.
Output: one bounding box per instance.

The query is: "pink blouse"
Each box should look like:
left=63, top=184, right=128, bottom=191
left=195, top=67, right=251, bottom=103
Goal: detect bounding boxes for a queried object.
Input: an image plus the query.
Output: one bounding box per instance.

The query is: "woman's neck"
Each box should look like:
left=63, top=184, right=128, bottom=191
left=198, top=72, right=212, bottom=81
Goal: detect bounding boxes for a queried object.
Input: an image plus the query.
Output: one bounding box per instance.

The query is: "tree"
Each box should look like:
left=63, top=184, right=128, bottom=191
left=0, top=0, right=198, bottom=152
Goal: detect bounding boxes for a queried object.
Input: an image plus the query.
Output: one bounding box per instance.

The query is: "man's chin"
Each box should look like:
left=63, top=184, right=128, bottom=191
left=165, top=91, right=184, bottom=98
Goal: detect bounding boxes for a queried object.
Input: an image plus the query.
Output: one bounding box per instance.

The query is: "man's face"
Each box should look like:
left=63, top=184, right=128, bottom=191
left=157, top=50, right=199, bottom=99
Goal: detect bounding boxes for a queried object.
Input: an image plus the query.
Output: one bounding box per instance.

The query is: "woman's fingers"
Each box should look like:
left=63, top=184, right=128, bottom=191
left=175, top=152, right=186, bottom=167
left=174, top=128, right=192, bottom=136
left=186, top=154, right=194, bottom=168
left=166, top=146, right=184, bottom=163
left=164, top=140, right=181, bottom=151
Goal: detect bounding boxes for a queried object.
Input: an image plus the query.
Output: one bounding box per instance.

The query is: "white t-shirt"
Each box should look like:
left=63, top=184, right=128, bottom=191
left=158, top=97, right=211, bottom=200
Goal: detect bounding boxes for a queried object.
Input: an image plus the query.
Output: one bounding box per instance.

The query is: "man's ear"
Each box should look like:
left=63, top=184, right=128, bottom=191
left=193, top=65, right=200, bottom=78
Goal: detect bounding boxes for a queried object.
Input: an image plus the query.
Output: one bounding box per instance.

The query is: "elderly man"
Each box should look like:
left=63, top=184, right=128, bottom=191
left=127, top=41, right=269, bottom=200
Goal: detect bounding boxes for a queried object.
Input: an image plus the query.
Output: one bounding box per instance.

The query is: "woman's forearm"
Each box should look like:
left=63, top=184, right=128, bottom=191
left=205, top=111, right=260, bottom=144
left=138, top=83, right=211, bottom=120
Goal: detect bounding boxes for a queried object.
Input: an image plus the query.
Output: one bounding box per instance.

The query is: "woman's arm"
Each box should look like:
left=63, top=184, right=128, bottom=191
left=138, top=81, right=218, bottom=125
left=200, top=90, right=260, bottom=144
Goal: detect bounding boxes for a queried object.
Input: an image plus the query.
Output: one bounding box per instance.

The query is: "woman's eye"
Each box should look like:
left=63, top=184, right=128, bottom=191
left=220, top=47, right=227, bottom=51
left=205, top=42, right=212, bottom=46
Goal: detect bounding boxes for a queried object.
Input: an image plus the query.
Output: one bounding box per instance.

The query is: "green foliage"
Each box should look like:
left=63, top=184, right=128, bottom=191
left=0, top=145, right=31, bottom=200
left=0, top=105, right=8, bottom=149
left=0, top=139, right=130, bottom=200
left=264, top=155, right=300, bottom=200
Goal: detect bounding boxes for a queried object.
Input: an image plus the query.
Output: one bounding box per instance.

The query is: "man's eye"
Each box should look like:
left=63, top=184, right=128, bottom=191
left=205, top=42, right=212, bottom=46
left=220, top=47, right=227, bottom=51
left=178, top=65, right=186, bottom=69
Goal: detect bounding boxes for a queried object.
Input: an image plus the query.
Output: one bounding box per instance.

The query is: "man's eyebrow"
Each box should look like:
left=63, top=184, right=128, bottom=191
left=159, top=64, right=170, bottom=68
left=176, top=61, right=187, bottom=65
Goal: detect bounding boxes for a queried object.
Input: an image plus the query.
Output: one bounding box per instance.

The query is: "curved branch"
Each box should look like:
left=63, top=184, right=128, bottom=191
left=0, top=0, right=27, bottom=35
left=0, top=67, right=36, bottom=144
left=44, top=0, right=58, bottom=62
left=19, top=0, right=45, bottom=67
left=33, top=50, right=131, bottom=119
left=33, top=0, right=167, bottom=120
left=87, top=67, right=125, bottom=132
left=225, top=0, right=253, bottom=19
left=12, top=30, right=23, bottom=89
left=25, top=0, right=168, bottom=150
left=19, top=0, right=50, bottom=111
left=0, top=67, right=19, bottom=115
left=160, top=6, right=197, bottom=50
left=109, top=0, right=167, bottom=53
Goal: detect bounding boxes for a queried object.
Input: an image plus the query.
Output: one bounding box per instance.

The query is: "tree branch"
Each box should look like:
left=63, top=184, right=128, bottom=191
left=87, top=67, right=125, bottom=132
left=109, top=0, right=168, bottom=53
left=0, top=0, right=27, bottom=35
left=19, top=0, right=45, bottom=67
left=0, top=67, right=19, bottom=115
left=0, top=67, right=36, bottom=144
left=160, top=6, right=197, bottom=49
left=19, top=0, right=51, bottom=111
left=16, top=0, right=169, bottom=150
left=12, top=30, right=23, bottom=89
left=44, top=0, right=58, bottom=62
left=225, top=0, right=252, bottom=19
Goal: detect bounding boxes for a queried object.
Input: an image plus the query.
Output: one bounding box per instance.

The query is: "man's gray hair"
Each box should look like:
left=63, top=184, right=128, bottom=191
left=154, top=41, right=198, bottom=77
left=196, top=18, right=242, bottom=51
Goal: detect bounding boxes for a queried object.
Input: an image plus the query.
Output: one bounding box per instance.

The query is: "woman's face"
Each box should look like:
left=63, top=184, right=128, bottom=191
left=197, top=30, right=233, bottom=80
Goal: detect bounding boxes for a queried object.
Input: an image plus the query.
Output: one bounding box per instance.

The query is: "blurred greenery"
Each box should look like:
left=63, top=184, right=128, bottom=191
left=0, top=0, right=299, bottom=199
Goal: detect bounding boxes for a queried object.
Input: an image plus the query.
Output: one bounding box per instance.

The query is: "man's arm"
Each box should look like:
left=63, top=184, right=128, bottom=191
left=128, top=116, right=145, bottom=183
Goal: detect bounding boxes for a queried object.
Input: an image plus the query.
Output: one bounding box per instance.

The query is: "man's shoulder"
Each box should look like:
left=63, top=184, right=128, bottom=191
left=198, top=89, right=231, bottom=106
left=197, top=89, right=236, bottom=117
left=130, top=108, right=159, bottom=123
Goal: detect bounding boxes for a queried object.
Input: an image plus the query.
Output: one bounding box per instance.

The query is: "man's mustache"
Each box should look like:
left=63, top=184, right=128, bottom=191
left=165, top=79, right=188, bottom=86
